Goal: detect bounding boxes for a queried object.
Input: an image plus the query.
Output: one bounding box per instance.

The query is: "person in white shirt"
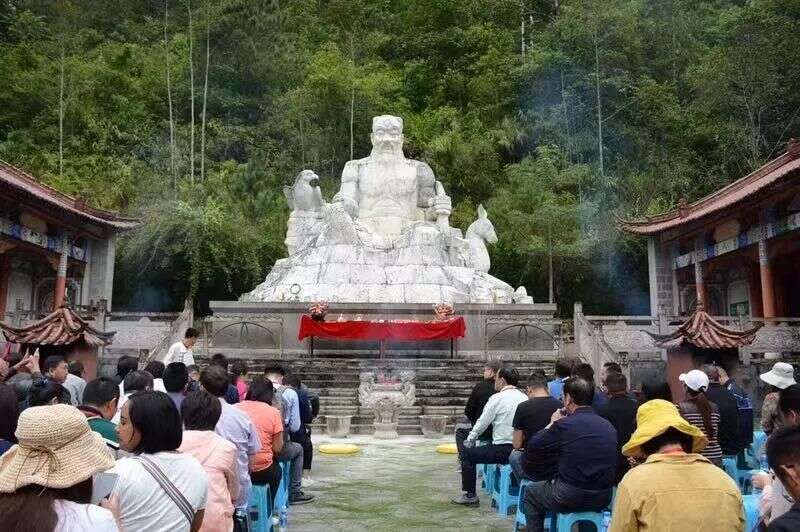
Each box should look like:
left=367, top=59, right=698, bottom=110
left=113, top=390, right=208, bottom=532
left=166, top=328, right=200, bottom=366
left=113, top=370, right=153, bottom=424
left=451, top=364, right=527, bottom=507
left=0, top=404, right=120, bottom=532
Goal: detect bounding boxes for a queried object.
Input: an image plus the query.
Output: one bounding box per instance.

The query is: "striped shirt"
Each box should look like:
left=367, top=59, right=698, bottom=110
left=678, top=400, right=723, bottom=462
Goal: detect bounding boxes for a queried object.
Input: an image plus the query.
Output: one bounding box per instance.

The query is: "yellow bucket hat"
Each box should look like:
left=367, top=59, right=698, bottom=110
left=622, top=399, right=707, bottom=457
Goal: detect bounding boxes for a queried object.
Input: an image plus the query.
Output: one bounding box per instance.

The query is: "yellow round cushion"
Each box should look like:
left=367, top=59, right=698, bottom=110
left=319, top=443, right=360, bottom=455
left=436, top=443, right=458, bottom=454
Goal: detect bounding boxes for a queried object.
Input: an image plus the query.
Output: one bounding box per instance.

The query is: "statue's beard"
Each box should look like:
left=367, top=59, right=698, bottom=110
left=371, top=143, right=403, bottom=160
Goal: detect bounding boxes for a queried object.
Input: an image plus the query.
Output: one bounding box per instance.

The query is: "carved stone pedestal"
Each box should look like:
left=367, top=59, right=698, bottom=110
left=326, top=415, right=352, bottom=438
left=359, top=370, right=416, bottom=440
left=420, top=415, right=447, bottom=438
left=374, top=421, right=400, bottom=439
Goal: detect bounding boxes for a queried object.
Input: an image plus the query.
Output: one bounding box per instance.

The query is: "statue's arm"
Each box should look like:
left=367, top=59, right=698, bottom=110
left=333, top=161, right=359, bottom=218
left=417, top=162, right=436, bottom=211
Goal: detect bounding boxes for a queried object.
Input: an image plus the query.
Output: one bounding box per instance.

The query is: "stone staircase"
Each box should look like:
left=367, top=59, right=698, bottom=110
left=196, top=355, right=552, bottom=436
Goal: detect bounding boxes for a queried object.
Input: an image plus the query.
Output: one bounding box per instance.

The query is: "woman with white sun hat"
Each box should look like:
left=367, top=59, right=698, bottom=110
left=760, top=361, right=797, bottom=434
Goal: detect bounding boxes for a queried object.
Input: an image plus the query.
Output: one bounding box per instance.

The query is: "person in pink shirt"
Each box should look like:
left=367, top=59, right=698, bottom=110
left=236, top=377, right=285, bottom=506
left=231, top=361, right=249, bottom=400
left=179, top=390, right=239, bottom=532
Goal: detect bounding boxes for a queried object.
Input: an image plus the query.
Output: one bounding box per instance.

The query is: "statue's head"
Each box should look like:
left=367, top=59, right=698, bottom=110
left=370, top=115, right=404, bottom=157
left=295, top=169, right=319, bottom=185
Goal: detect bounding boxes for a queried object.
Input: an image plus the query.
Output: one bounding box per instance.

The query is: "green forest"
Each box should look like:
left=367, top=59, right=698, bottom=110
left=2, top=0, right=799, bottom=315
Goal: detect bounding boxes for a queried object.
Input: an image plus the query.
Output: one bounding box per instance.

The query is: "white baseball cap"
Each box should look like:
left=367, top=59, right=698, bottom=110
left=679, top=369, right=709, bottom=392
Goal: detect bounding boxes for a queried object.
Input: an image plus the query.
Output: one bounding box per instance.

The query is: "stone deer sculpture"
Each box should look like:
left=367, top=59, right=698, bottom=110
left=465, top=205, right=497, bottom=273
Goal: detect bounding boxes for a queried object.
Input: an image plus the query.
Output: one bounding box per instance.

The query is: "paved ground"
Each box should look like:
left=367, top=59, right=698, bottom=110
left=290, top=434, right=515, bottom=531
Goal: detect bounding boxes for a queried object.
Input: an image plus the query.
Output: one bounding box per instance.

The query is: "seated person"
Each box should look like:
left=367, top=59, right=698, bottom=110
left=451, top=365, right=527, bottom=507
left=596, top=372, right=638, bottom=484
left=456, top=361, right=500, bottom=465
left=610, top=399, right=744, bottom=531
left=766, top=425, right=800, bottom=531
left=521, top=378, right=617, bottom=532
left=77, top=377, right=121, bottom=454
left=509, top=370, right=561, bottom=482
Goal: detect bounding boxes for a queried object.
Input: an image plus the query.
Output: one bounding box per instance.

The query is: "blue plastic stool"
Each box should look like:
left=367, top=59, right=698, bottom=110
left=490, top=464, right=519, bottom=516
left=551, top=511, right=605, bottom=531
left=483, top=463, right=497, bottom=495
left=514, top=479, right=531, bottom=530
left=274, top=460, right=291, bottom=512
left=248, top=484, right=272, bottom=532
left=722, top=457, right=738, bottom=482
left=737, top=467, right=756, bottom=494
left=743, top=494, right=759, bottom=532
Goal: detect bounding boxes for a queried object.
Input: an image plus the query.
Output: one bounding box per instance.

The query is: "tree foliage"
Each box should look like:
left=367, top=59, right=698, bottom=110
left=1, top=0, right=799, bottom=314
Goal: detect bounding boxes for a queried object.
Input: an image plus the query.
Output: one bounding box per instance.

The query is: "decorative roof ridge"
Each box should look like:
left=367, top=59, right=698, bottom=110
left=0, top=159, right=140, bottom=229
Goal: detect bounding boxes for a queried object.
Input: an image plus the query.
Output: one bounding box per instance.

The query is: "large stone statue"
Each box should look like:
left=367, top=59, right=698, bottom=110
left=242, top=115, right=533, bottom=304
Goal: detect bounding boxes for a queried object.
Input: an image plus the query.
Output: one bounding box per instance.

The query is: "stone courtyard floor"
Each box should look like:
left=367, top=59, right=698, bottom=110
left=291, top=434, right=514, bottom=531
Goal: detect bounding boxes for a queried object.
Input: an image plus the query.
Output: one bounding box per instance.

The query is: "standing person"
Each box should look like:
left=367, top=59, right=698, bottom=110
left=766, top=425, right=800, bottom=531
left=236, top=377, right=289, bottom=508
left=163, top=362, right=190, bottom=411
left=521, top=378, right=618, bottom=532
left=609, top=399, right=744, bottom=532
left=760, top=362, right=796, bottom=434
left=43, top=355, right=69, bottom=386
left=112, top=390, right=207, bottom=532
left=0, top=383, right=19, bottom=455
left=0, top=404, right=120, bottom=531
left=230, top=361, right=249, bottom=400
left=702, top=363, right=741, bottom=458
left=596, top=372, right=639, bottom=484
left=166, top=328, right=199, bottom=366
left=200, top=366, right=260, bottom=517
left=547, top=358, right=573, bottom=401
left=452, top=365, right=527, bottom=507
left=78, top=377, right=121, bottom=453
left=677, top=369, right=723, bottom=466
left=65, top=359, right=87, bottom=405
left=180, top=390, right=239, bottom=532
left=509, top=370, right=561, bottom=482
left=455, top=360, right=501, bottom=465
left=113, top=370, right=153, bottom=423
left=718, top=365, right=754, bottom=456
left=284, top=374, right=315, bottom=485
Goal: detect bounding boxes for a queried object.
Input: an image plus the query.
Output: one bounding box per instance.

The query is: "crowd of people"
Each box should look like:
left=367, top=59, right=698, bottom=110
left=0, top=329, right=319, bottom=532
left=452, top=357, right=800, bottom=532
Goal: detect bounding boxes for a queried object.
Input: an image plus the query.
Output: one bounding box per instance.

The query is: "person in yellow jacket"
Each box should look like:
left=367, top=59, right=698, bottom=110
left=610, top=399, right=745, bottom=532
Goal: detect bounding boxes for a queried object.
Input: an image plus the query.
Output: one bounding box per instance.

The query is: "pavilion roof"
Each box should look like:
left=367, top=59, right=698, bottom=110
left=0, top=307, right=115, bottom=347
left=0, top=160, right=140, bottom=231
left=620, top=140, right=800, bottom=235
left=649, top=305, right=761, bottom=350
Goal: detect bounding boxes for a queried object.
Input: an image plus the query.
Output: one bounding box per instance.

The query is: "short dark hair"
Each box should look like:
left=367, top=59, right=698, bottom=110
left=186, top=365, right=199, bottom=373
left=641, top=427, right=694, bottom=455
left=564, top=377, right=594, bottom=406
left=497, top=365, right=520, bottom=387
left=767, top=425, right=800, bottom=482
left=27, top=380, right=71, bottom=406
left=163, top=363, right=189, bottom=393
left=527, top=370, right=548, bottom=390
left=144, top=361, right=165, bottom=379
left=181, top=390, right=221, bottom=431
left=284, top=374, right=301, bottom=388
left=116, top=355, right=139, bottom=379
left=43, top=355, right=66, bottom=373
left=247, top=377, right=275, bottom=404
left=185, top=328, right=199, bottom=339
left=605, top=372, right=628, bottom=394
left=603, top=362, right=622, bottom=375
left=83, top=377, right=120, bottom=407
left=264, top=366, right=285, bottom=376
left=485, top=360, right=502, bottom=373
left=200, top=365, right=229, bottom=397
left=123, top=370, right=153, bottom=394
left=573, top=363, right=594, bottom=381
left=126, top=390, right=182, bottom=453
left=210, top=353, right=229, bottom=369
left=779, top=384, right=800, bottom=417
left=68, top=360, right=84, bottom=377
left=641, top=379, right=673, bottom=403
left=555, top=359, right=573, bottom=379
left=230, top=360, right=248, bottom=377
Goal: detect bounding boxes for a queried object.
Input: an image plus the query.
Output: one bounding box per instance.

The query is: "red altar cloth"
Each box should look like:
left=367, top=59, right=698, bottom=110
left=298, top=315, right=466, bottom=342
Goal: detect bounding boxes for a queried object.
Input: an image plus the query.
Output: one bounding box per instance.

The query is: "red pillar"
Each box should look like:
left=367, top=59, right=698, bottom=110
left=759, top=240, right=776, bottom=323
left=53, top=237, right=69, bottom=310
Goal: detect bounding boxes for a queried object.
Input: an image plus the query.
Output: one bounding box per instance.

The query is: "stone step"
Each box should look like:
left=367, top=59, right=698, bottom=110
left=310, top=388, right=358, bottom=397
left=318, top=396, right=358, bottom=406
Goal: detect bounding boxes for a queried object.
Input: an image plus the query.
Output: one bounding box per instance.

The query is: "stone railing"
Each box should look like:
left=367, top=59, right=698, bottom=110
left=138, top=298, right=194, bottom=366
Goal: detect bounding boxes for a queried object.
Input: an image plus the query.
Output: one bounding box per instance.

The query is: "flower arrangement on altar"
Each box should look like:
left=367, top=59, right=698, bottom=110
left=433, top=303, right=454, bottom=321
left=308, top=302, right=329, bottom=321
